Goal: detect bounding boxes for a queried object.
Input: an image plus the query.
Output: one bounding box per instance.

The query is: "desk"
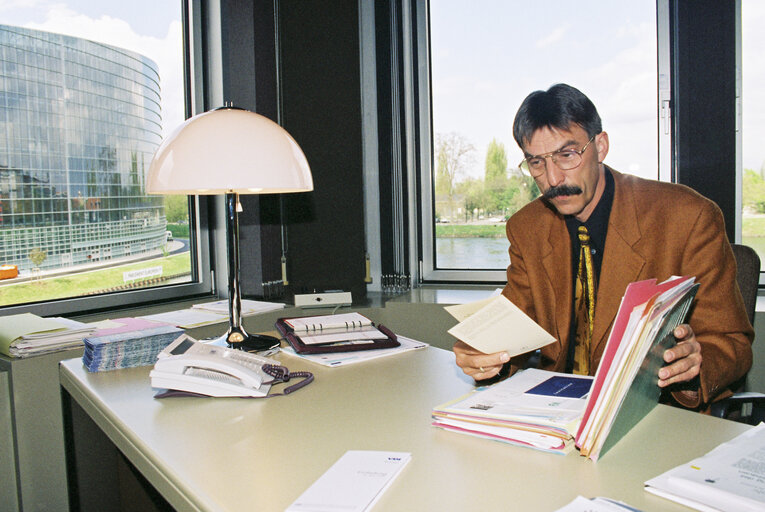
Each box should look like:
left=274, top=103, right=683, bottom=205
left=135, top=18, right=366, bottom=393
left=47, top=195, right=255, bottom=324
left=60, top=347, right=749, bottom=511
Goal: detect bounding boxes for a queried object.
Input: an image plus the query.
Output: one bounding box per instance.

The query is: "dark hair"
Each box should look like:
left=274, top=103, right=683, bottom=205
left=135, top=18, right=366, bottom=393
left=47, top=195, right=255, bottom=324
left=512, top=83, right=602, bottom=149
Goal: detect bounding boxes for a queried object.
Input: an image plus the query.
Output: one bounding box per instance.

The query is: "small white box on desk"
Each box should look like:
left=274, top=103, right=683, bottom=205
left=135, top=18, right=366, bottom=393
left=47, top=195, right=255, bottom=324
left=294, top=291, right=352, bottom=308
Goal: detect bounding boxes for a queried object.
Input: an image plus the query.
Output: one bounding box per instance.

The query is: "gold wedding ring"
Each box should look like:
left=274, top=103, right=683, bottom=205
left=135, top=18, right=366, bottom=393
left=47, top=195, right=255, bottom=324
left=479, top=366, right=485, bottom=373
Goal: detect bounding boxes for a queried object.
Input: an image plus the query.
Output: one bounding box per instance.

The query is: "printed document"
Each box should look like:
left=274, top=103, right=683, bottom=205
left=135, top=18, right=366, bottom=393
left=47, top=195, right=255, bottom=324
left=446, top=294, right=555, bottom=356
left=645, top=423, right=765, bottom=511
left=286, top=450, right=411, bottom=512
left=554, top=496, right=643, bottom=511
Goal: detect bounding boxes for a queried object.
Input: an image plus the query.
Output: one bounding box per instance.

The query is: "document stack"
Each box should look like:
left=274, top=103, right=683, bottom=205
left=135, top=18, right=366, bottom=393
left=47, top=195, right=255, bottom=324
left=432, top=368, right=593, bottom=454
left=0, top=313, right=97, bottom=358
left=645, top=423, right=765, bottom=511
left=82, top=317, right=183, bottom=372
left=192, top=299, right=285, bottom=316
left=575, top=276, right=698, bottom=460
left=433, top=276, right=698, bottom=459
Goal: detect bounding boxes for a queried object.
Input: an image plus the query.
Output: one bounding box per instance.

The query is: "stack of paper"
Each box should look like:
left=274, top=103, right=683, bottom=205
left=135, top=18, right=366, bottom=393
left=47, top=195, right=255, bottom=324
left=575, top=276, right=698, bottom=461
left=142, top=299, right=286, bottom=328
left=645, top=423, right=765, bottom=511
left=286, top=451, right=411, bottom=512
left=191, top=299, right=286, bottom=316
left=555, top=496, right=642, bottom=511
left=0, top=313, right=96, bottom=358
left=282, top=335, right=427, bottom=367
left=432, top=368, right=593, bottom=454
left=82, top=317, right=183, bottom=372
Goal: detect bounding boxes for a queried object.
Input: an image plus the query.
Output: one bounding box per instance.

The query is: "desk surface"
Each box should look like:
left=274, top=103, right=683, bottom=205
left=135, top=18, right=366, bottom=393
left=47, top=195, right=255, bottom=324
left=60, top=347, right=749, bottom=512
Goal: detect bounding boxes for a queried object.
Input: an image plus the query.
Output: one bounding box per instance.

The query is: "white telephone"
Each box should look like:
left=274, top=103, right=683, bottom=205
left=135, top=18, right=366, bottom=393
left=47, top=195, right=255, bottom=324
left=150, top=334, right=279, bottom=397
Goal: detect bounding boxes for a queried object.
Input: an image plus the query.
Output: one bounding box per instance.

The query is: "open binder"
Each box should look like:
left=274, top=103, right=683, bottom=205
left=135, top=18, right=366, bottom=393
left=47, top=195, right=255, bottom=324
left=275, top=312, right=399, bottom=354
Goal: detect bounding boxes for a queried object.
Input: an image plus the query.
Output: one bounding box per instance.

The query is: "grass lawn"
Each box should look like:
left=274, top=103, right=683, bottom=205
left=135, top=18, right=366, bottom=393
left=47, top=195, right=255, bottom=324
left=435, top=224, right=505, bottom=238
left=0, top=253, right=191, bottom=306
left=438, top=217, right=765, bottom=241
left=743, top=216, right=765, bottom=238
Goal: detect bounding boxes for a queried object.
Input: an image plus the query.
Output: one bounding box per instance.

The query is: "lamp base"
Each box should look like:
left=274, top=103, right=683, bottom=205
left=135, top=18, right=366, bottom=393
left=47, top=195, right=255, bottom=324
left=218, top=326, right=280, bottom=352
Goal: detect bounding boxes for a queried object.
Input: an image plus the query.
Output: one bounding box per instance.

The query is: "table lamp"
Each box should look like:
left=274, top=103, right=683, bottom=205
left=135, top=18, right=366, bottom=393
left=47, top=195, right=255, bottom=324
left=147, top=106, right=313, bottom=351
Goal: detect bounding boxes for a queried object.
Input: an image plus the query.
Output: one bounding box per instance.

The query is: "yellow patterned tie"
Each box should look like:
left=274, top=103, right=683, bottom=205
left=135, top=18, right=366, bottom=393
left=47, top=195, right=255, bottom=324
left=573, top=226, right=596, bottom=375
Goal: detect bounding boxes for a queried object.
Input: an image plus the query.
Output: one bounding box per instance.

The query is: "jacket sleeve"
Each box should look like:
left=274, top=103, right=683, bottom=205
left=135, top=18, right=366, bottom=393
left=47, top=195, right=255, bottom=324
left=672, top=200, right=753, bottom=408
left=501, top=217, right=557, bottom=374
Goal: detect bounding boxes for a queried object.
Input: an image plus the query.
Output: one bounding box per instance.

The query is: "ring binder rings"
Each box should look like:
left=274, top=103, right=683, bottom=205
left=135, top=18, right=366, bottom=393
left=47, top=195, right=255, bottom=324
left=275, top=312, right=399, bottom=354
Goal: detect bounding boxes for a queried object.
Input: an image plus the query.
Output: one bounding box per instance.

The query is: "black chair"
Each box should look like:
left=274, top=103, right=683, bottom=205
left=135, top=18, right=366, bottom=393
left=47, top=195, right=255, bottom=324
left=732, top=243, right=760, bottom=326
left=710, top=243, right=762, bottom=424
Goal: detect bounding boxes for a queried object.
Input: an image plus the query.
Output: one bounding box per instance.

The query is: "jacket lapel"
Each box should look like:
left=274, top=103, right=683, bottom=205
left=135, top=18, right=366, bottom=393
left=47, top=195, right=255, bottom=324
left=542, top=212, right=573, bottom=356
left=592, top=170, right=646, bottom=358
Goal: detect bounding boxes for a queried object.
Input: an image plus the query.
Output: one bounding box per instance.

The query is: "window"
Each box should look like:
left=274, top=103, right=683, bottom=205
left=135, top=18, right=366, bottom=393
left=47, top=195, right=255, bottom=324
left=0, top=1, right=211, bottom=315
left=419, top=0, right=662, bottom=282
left=740, top=0, right=765, bottom=268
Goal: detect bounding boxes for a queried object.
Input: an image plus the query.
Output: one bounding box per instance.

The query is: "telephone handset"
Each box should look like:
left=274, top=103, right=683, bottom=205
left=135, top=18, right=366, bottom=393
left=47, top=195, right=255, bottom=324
left=151, top=334, right=279, bottom=397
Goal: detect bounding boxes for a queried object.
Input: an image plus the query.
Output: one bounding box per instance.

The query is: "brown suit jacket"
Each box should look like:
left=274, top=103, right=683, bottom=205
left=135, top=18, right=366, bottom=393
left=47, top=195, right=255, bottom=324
left=502, top=167, right=753, bottom=408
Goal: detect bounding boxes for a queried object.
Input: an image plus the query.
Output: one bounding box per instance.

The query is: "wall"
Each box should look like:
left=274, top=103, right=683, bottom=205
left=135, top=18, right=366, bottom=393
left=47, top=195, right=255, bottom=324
left=671, top=0, right=738, bottom=240
left=278, top=0, right=369, bottom=301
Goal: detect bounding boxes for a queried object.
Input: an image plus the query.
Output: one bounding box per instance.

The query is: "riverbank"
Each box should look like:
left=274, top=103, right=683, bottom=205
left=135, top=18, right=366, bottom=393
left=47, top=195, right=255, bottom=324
left=435, top=223, right=506, bottom=238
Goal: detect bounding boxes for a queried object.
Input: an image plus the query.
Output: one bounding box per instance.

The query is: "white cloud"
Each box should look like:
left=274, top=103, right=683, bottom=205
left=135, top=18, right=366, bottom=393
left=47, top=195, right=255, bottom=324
left=0, top=0, right=47, bottom=11
left=535, top=26, right=569, bottom=49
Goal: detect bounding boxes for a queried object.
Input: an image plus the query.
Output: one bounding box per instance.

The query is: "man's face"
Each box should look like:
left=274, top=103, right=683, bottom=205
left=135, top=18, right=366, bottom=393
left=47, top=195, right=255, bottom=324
left=522, top=124, right=609, bottom=222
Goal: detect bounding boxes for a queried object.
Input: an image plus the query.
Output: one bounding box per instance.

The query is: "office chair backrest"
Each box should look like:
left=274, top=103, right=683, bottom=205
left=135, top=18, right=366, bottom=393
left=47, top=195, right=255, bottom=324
left=708, top=243, right=761, bottom=421
left=732, top=243, right=760, bottom=326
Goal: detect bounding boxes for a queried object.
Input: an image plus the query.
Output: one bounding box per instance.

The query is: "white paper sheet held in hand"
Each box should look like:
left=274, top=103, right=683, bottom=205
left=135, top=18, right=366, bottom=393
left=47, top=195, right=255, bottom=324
left=446, top=294, right=555, bottom=356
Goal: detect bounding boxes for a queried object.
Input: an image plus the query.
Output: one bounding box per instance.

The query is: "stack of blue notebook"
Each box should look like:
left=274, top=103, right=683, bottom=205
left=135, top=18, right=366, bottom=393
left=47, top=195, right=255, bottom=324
left=82, top=317, right=183, bottom=372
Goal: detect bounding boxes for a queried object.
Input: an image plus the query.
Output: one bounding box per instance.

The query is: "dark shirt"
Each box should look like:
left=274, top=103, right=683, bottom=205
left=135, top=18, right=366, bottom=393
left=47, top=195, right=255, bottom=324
left=564, top=167, right=615, bottom=372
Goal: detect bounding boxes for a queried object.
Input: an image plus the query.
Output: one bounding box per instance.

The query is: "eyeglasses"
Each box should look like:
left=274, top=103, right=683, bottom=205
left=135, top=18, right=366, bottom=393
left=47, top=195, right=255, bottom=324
left=519, top=135, right=597, bottom=177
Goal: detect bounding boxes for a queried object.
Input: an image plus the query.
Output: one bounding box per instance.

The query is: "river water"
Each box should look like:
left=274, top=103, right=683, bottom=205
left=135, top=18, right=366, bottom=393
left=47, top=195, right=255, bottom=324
left=435, top=237, right=510, bottom=269
left=438, top=236, right=765, bottom=272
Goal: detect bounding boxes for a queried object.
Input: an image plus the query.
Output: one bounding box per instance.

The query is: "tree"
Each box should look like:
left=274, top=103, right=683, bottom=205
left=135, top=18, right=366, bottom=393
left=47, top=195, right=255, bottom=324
left=29, top=247, right=47, bottom=269
left=456, top=178, right=486, bottom=221
left=434, top=132, right=475, bottom=222
left=484, top=138, right=507, bottom=183
left=743, top=169, right=765, bottom=214
left=164, top=195, right=189, bottom=224
left=435, top=132, right=475, bottom=198
left=484, top=139, right=508, bottom=215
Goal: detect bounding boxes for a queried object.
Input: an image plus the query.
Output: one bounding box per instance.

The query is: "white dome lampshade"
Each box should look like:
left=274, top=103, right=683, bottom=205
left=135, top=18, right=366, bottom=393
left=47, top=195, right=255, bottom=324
left=147, top=107, right=313, bottom=195
left=147, top=107, right=313, bottom=352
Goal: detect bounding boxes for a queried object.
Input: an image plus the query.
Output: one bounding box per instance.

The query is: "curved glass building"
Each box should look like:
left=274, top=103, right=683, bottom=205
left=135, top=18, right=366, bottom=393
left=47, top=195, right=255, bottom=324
left=0, top=24, right=165, bottom=273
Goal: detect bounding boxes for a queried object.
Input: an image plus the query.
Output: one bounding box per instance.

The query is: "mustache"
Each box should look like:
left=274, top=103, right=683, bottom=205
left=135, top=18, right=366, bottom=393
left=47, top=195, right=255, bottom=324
left=544, top=185, right=583, bottom=199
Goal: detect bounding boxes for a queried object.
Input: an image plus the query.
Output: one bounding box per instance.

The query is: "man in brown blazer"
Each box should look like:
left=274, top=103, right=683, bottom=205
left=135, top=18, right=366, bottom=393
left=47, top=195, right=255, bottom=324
left=453, top=84, right=753, bottom=409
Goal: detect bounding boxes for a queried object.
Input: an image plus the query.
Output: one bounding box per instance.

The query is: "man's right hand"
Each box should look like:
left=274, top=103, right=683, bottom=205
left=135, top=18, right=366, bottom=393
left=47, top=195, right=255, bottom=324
left=453, top=340, right=510, bottom=381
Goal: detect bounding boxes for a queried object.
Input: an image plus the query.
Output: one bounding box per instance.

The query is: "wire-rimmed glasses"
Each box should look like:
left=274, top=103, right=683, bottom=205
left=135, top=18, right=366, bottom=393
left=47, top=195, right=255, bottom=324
left=519, top=135, right=597, bottom=177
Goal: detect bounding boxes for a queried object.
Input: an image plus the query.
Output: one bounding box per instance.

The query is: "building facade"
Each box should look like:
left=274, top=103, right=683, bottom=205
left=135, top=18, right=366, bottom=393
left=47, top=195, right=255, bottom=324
left=0, top=24, right=165, bottom=274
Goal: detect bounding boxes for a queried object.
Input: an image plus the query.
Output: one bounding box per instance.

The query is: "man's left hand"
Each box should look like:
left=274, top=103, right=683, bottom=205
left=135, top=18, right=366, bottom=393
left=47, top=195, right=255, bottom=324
left=658, top=324, right=702, bottom=387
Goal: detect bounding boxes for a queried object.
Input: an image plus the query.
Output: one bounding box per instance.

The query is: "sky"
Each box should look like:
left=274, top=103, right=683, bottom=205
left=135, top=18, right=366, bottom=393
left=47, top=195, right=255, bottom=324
left=0, top=0, right=185, bottom=138
left=431, top=0, right=765, bottom=181
left=1, top=0, right=763, bottom=176
left=741, top=0, right=765, bottom=173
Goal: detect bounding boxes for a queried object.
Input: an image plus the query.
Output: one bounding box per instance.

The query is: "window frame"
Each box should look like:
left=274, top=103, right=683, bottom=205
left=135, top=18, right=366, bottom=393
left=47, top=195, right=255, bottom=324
left=0, top=0, right=216, bottom=317
left=416, top=0, right=672, bottom=284
left=415, top=0, right=505, bottom=283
